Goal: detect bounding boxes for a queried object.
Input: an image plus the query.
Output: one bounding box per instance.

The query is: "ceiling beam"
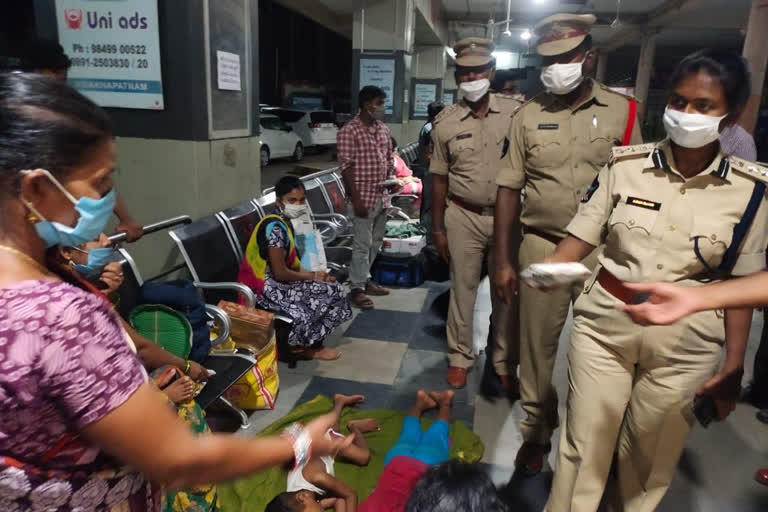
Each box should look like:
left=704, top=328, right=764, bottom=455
left=599, top=0, right=718, bottom=51
left=273, top=0, right=352, bottom=39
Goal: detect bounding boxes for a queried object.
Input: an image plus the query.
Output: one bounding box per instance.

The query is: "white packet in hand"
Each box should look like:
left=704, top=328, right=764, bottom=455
left=520, top=263, right=592, bottom=289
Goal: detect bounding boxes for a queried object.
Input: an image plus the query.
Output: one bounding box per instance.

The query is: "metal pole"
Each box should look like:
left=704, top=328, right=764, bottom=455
left=635, top=32, right=657, bottom=121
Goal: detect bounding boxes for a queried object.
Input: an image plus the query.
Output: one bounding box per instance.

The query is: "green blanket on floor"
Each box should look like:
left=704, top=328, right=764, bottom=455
left=218, top=395, right=484, bottom=512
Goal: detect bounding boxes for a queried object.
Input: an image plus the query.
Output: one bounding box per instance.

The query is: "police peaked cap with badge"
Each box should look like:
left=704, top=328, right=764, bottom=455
left=535, top=14, right=596, bottom=57
left=453, top=37, right=495, bottom=68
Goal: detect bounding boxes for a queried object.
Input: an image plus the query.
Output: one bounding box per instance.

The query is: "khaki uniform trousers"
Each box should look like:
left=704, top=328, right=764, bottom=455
left=444, top=202, right=519, bottom=373
left=518, top=232, right=597, bottom=444
left=546, top=278, right=724, bottom=512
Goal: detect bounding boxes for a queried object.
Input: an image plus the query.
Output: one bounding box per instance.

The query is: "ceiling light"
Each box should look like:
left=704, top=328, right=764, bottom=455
left=521, top=29, right=532, bottom=40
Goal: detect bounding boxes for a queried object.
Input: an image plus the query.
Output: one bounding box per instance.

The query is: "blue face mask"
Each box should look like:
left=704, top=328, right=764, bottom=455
left=22, top=169, right=116, bottom=249
left=72, top=246, right=117, bottom=279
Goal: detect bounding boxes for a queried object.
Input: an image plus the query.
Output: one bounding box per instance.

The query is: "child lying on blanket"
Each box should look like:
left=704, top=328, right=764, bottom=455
left=266, top=394, right=380, bottom=512
left=358, top=389, right=454, bottom=512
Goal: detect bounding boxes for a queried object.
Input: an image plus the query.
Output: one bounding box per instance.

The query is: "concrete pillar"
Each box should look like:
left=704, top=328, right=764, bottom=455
left=635, top=32, right=657, bottom=121
left=405, top=45, right=447, bottom=141
left=33, top=0, right=261, bottom=276
left=740, top=0, right=768, bottom=134
left=351, top=0, right=416, bottom=143
left=596, top=51, right=608, bottom=83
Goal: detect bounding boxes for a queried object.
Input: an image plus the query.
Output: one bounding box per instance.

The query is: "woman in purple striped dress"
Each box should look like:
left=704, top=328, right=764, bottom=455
left=0, top=74, right=350, bottom=511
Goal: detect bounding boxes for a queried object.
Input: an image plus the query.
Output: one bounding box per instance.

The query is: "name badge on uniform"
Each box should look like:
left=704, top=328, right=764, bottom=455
left=538, top=124, right=559, bottom=130
left=456, top=133, right=473, bottom=140
left=626, top=196, right=661, bottom=211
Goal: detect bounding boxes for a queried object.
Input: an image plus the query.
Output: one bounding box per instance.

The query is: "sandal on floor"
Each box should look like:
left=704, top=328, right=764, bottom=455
left=350, top=289, right=374, bottom=309
left=365, top=282, right=390, bottom=296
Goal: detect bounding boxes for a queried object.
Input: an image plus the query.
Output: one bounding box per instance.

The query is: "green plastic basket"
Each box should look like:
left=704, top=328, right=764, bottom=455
left=129, top=304, right=193, bottom=359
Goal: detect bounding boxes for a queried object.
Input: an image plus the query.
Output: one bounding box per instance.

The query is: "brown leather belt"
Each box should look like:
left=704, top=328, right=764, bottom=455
left=523, top=226, right=563, bottom=246
left=596, top=268, right=637, bottom=304
left=448, top=194, right=494, bottom=216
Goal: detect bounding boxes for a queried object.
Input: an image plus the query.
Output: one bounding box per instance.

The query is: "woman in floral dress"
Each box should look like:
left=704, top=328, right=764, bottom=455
left=238, top=176, right=352, bottom=361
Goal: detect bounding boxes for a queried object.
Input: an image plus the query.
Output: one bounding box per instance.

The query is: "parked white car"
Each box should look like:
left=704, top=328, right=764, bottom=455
left=261, top=107, right=339, bottom=149
left=259, top=114, right=304, bottom=167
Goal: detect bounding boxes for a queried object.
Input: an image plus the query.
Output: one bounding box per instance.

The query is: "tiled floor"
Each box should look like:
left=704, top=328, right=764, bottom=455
left=240, top=279, right=768, bottom=511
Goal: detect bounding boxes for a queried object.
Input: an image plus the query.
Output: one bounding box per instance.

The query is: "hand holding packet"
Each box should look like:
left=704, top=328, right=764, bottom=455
left=520, top=263, right=592, bottom=289
left=379, top=178, right=403, bottom=189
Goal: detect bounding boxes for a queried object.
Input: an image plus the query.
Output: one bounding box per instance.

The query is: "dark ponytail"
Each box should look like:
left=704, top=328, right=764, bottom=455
left=0, top=72, right=112, bottom=199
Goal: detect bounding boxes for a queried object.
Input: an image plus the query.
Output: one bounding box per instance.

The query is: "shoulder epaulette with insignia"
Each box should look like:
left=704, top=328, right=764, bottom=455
left=433, top=103, right=460, bottom=125
left=516, top=92, right=547, bottom=111
left=609, top=143, right=656, bottom=165
left=596, top=81, right=637, bottom=101
left=728, top=156, right=768, bottom=185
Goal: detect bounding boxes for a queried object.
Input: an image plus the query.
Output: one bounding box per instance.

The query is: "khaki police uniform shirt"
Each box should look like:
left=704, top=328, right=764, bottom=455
left=431, top=93, right=522, bottom=207
left=497, top=79, right=643, bottom=238
left=568, top=140, right=768, bottom=282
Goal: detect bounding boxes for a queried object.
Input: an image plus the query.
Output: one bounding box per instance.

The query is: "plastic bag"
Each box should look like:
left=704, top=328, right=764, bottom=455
left=291, top=212, right=328, bottom=271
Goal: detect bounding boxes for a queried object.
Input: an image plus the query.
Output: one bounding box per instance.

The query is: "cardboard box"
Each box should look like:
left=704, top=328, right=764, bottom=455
left=382, top=235, right=426, bottom=256
left=217, top=300, right=275, bottom=351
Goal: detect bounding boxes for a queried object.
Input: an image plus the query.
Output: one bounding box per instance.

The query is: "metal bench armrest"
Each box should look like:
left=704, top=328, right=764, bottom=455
left=205, top=304, right=232, bottom=347
left=193, top=281, right=255, bottom=308
left=313, top=220, right=339, bottom=244
left=313, top=213, right=350, bottom=229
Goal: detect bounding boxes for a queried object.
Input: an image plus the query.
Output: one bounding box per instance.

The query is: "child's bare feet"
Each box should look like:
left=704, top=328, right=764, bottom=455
left=163, top=376, right=196, bottom=404
left=429, top=390, right=455, bottom=409
left=347, top=418, right=381, bottom=433
left=333, top=394, right=365, bottom=408
left=416, top=389, right=438, bottom=410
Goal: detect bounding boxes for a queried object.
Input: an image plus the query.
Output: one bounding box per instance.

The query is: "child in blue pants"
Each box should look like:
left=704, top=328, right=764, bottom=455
left=359, top=390, right=455, bottom=512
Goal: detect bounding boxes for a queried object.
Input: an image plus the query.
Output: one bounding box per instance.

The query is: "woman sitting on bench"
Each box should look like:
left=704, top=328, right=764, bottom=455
left=238, top=176, right=352, bottom=361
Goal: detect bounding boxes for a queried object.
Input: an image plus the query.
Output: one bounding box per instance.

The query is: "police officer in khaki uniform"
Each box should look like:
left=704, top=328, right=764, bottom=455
left=431, top=38, right=522, bottom=389
left=493, top=13, right=643, bottom=472
left=541, top=48, right=767, bottom=511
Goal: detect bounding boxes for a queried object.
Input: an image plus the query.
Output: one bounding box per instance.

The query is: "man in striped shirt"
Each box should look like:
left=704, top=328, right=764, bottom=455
left=337, top=86, right=394, bottom=309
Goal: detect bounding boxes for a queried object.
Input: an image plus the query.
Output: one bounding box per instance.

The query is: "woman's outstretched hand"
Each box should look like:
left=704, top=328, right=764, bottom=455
left=618, top=282, right=702, bottom=326
left=305, top=413, right=354, bottom=457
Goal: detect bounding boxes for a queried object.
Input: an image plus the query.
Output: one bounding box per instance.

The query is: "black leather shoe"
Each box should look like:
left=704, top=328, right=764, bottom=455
left=514, top=442, right=552, bottom=475
left=757, top=409, right=768, bottom=424
left=742, top=384, right=768, bottom=409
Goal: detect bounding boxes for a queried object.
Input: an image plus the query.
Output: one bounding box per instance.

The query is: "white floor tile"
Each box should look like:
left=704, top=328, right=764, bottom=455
left=281, top=337, right=408, bottom=385
left=370, top=287, right=430, bottom=313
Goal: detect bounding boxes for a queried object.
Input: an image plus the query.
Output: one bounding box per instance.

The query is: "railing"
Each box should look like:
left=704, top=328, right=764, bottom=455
left=108, top=215, right=192, bottom=243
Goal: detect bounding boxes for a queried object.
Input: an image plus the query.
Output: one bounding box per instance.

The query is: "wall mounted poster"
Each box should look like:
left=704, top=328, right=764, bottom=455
left=413, top=83, right=437, bottom=117
left=55, top=0, right=164, bottom=109
left=359, top=58, right=395, bottom=114
left=216, top=50, right=241, bottom=91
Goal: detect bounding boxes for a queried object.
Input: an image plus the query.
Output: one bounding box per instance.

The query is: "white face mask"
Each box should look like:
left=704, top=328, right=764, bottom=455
left=459, top=78, right=491, bottom=103
left=540, top=61, right=584, bottom=95
left=662, top=107, right=727, bottom=149
left=370, top=105, right=386, bottom=120
left=282, top=203, right=308, bottom=219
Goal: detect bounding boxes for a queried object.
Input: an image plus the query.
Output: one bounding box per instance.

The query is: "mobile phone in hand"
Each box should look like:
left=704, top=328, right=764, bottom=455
left=693, top=395, right=717, bottom=428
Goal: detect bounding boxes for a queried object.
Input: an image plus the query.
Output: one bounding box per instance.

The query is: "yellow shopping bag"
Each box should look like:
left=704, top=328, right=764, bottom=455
left=223, top=337, right=279, bottom=410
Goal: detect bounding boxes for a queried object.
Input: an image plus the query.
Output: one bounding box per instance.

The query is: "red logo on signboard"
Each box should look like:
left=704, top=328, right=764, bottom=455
left=64, top=9, right=83, bottom=29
